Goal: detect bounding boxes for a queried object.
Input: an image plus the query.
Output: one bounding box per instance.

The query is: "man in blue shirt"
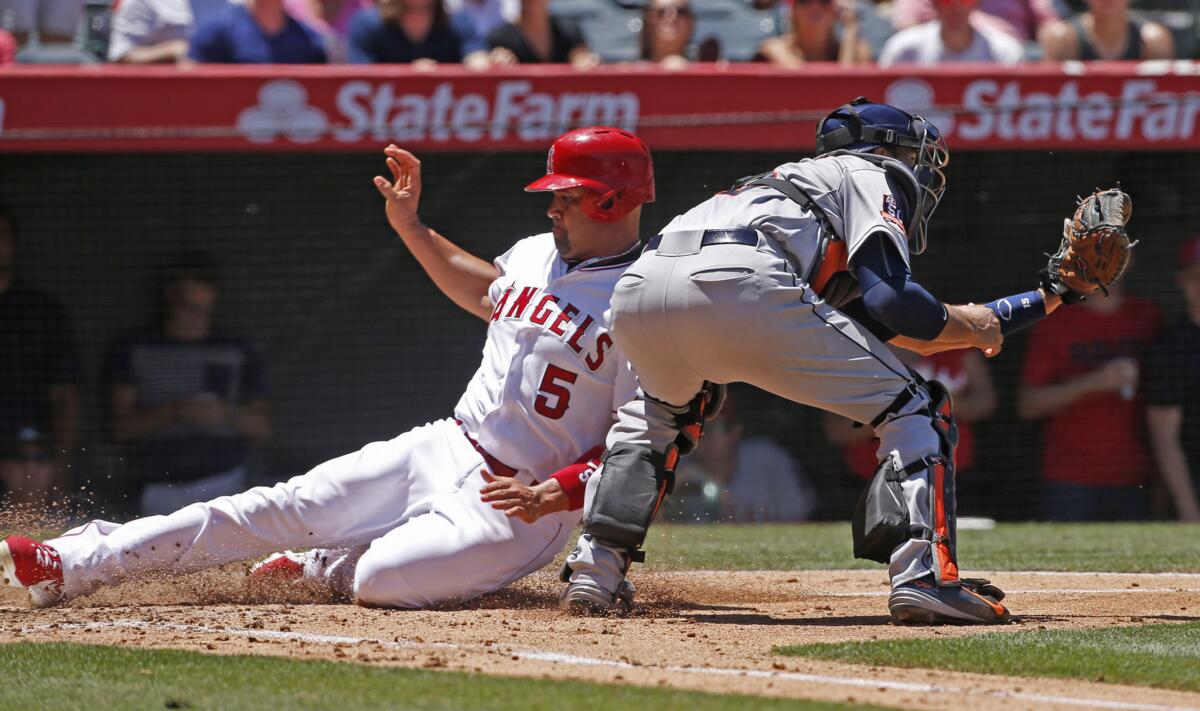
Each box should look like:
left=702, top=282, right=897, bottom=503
left=189, top=0, right=326, bottom=63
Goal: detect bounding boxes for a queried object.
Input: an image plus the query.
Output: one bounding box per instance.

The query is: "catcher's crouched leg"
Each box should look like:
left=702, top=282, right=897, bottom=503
left=854, top=379, right=1009, bottom=625
left=560, top=442, right=670, bottom=614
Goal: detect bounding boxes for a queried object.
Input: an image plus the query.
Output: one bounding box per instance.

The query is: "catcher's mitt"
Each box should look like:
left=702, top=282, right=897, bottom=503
left=1040, top=188, right=1135, bottom=304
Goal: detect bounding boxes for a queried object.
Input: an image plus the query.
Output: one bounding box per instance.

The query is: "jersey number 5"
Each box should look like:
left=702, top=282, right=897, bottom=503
left=535, top=364, right=578, bottom=420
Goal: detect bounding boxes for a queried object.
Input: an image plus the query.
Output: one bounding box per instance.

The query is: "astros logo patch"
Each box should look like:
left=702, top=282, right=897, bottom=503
left=881, top=194, right=905, bottom=230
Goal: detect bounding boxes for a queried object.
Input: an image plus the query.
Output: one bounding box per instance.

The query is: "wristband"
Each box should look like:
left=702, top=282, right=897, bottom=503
left=550, top=445, right=604, bottom=511
left=984, top=289, right=1046, bottom=336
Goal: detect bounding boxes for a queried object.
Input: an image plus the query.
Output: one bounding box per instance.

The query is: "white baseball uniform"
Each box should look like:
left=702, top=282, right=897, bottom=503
left=50, top=233, right=638, bottom=608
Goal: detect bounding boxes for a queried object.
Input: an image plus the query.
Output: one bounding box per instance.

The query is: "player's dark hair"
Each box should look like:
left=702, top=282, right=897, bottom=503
left=164, top=250, right=220, bottom=289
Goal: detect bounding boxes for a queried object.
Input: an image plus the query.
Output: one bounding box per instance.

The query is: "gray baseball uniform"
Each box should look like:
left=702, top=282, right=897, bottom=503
left=569, top=152, right=948, bottom=589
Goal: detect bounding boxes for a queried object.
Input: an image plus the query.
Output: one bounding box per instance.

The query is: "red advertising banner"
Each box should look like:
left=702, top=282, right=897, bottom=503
left=1, top=63, right=1198, bottom=152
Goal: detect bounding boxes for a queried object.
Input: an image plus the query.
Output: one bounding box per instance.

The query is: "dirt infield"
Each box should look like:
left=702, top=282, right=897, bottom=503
left=4, top=569, right=1200, bottom=710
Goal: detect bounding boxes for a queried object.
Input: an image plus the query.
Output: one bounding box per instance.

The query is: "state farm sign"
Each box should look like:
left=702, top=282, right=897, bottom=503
left=236, top=79, right=640, bottom=145
left=888, top=77, right=1200, bottom=144
left=3, top=65, right=1198, bottom=152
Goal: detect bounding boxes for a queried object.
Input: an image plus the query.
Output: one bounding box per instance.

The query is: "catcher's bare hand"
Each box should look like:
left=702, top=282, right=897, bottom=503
left=373, top=145, right=423, bottom=234
left=962, top=303, right=1004, bottom=357
left=479, top=470, right=567, bottom=524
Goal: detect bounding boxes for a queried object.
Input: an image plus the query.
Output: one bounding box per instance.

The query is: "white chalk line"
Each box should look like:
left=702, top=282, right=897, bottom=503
left=18, top=619, right=1200, bottom=711
left=677, top=570, right=1200, bottom=579
left=820, top=587, right=1200, bottom=598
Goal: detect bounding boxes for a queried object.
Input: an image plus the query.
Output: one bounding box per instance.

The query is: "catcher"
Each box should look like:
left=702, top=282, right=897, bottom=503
left=560, top=96, right=1135, bottom=624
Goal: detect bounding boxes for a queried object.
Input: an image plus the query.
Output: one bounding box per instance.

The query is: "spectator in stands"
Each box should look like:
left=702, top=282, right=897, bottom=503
left=283, top=0, right=370, bottom=62
left=107, top=0, right=230, bottom=63
left=1017, top=280, right=1160, bottom=521
left=1038, top=0, right=1173, bottom=61
left=891, top=0, right=1057, bottom=43
left=0, top=211, right=80, bottom=486
left=485, top=0, right=598, bottom=68
left=825, top=346, right=996, bottom=484
left=878, top=0, right=1025, bottom=65
left=1144, top=235, right=1200, bottom=522
left=0, top=0, right=85, bottom=44
left=447, top=0, right=514, bottom=68
left=0, top=425, right=57, bottom=507
left=0, top=29, right=16, bottom=63
left=758, top=0, right=872, bottom=65
left=669, top=398, right=817, bottom=522
left=347, top=0, right=464, bottom=65
left=188, top=0, right=327, bottom=63
left=638, top=0, right=695, bottom=68
left=105, top=253, right=271, bottom=516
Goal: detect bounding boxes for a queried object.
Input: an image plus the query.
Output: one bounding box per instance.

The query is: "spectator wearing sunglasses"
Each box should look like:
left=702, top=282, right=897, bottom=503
left=639, top=0, right=695, bottom=67
left=1038, top=0, right=1173, bottom=61
left=759, top=0, right=872, bottom=65
left=879, top=0, right=1024, bottom=64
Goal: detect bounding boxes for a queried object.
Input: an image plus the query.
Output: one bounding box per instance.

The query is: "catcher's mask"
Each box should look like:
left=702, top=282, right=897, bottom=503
left=525, top=126, right=656, bottom=223
left=816, top=97, right=949, bottom=255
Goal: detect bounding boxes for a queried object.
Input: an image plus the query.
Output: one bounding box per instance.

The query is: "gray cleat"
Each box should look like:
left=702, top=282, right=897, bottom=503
left=889, top=576, right=1010, bottom=625
left=560, top=579, right=636, bottom=615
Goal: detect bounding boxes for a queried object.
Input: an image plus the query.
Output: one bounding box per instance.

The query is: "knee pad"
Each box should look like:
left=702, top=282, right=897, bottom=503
left=852, top=378, right=960, bottom=583
left=582, top=442, right=673, bottom=551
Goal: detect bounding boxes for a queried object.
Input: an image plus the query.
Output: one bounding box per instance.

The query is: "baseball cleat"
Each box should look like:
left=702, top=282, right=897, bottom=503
left=0, top=535, right=65, bottom=608
left=889, top=576, right=1010, bottom=625
left=247, top=550, right=319, bottom=582
left=560, top=579, right=636, bottom=615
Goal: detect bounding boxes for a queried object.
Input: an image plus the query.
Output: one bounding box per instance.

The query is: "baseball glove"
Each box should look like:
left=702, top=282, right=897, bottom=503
left=1040, top=188, right=1135, bottom=304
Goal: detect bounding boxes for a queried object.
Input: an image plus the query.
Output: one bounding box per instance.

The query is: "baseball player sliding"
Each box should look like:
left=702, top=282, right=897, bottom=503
left=561, top=98, right=1094, bottom=624
left=0, top=127, right=653, bottom=610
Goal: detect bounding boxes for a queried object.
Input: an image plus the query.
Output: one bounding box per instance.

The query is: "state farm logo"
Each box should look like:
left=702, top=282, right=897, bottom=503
left=236, top=79, right=638, bottom=144
left=333, top=80, right=637, bottom=143
left=885, top=77, right=1199, bottom=143
left=237, top=80, right=328, bottom=143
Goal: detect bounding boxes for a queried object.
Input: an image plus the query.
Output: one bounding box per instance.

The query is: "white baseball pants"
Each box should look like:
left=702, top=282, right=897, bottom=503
left=50, top=419, right=579, bottom=607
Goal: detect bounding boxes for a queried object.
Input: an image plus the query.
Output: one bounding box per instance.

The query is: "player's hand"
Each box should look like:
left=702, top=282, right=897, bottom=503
left=962, top=303, right=1003, bottom=357
left=479, top=470, right=568, bottom=524
left=373, top=145, right=423, bottom=235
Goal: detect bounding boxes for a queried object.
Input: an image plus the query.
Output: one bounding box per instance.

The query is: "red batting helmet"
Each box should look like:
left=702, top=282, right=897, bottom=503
left=525, top=126, right=655, bottom=223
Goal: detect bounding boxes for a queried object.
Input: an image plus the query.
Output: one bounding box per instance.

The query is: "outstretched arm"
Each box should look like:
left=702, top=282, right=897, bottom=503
left=373, top=145, right=500, bottom=321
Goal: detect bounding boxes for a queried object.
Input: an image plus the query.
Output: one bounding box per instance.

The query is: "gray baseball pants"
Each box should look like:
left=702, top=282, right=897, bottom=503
left=601, top=230, right=947, bottom=586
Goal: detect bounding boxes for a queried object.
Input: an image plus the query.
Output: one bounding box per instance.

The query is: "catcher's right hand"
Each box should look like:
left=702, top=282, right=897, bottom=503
left=1040, top=187, right=1135, bottom=304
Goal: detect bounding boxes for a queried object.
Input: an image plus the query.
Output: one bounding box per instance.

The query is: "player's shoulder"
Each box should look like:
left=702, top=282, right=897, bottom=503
left=502, top=232, right=558, bottom=262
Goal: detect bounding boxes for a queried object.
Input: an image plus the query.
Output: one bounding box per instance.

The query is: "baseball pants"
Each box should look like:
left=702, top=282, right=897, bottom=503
left=606, top=231, right=945, bottom=586
left=49, top=418, right=578, bottom=607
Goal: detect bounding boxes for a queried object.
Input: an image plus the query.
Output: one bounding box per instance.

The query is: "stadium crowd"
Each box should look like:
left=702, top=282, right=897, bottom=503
left=0, top=0, right=1194, bottom=65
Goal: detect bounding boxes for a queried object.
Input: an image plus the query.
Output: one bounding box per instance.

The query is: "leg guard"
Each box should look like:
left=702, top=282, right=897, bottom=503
left=582, top=441, right=674, bottom=551
left=852, top=378, right=961, bottom=585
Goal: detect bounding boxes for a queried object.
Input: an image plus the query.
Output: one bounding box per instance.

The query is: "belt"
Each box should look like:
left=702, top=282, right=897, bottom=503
left=644, top=228, right=759, bottom=253
left=455, top=419, right=521, bottom=479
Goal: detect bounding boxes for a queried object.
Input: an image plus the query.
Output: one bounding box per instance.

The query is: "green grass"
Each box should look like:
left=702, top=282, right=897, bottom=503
left=0, top=642, right=887, bottom=711
left=644, top=522, right=1200, bottom=573
left=775, top=622, right=1200, bottom=692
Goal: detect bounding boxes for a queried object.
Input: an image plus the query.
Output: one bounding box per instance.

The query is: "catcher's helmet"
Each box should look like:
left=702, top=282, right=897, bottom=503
left=525, top=127, right=655, bottom=223
left=816, top=97, right=948, bottom=254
